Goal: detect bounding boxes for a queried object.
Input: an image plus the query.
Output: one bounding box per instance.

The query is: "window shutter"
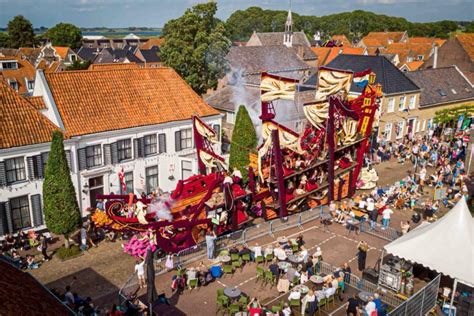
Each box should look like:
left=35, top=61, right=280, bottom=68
left=4, top=201, right=12, bottom=233
left=175, top=131, right=181, bottom=152
left=213, top=124, right=221, bottom=141
left=139, top=137, right=145, bottom=157
left=31, top=194, right=44, bottom=226
left=159, top=133, right=167, bottom=153
left=65, top=150, right=73, bottom=172
left=0, top=161, right=6, bottom=187
left=35, top=155, right=44, bottom=178
left=0, top=202, right=8, bottom=235
left=111, top=142, right=118, bottom=164
left=27, top=156, right=35, bottom=179
left=134, top=138, right=144, bottom=158
left=41, top=152, right=49, bottom=175
left=78, top=148, right=87, bottom=170
left=103, top=144, right=111, bottom=165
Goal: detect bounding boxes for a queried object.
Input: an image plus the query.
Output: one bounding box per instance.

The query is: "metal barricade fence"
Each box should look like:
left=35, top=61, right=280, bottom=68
left=388, top=275, right=441, bottom=316
left=118, top=272, right=138, bottom=304
left=362, top=223, right=400, bottom=241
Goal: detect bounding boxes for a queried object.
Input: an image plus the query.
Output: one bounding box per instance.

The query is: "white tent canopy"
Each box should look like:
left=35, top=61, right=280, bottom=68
left=384, top=198, right=474, bottom=286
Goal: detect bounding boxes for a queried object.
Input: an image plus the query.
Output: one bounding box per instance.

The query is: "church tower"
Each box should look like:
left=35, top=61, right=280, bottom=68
left=283, top=1, right=293, bottom=47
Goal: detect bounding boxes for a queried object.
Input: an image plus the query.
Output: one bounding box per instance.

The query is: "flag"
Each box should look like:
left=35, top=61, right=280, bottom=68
left=353, top=74, right=369, bottom=88
left=118, top=168, right=126, bottom=192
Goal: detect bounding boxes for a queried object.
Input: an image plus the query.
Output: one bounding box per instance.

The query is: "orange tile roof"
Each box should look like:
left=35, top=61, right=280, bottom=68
left=404, top=60, right=424, bottom=71
left=44, top=68, right=220, bottom=137
left=364, top=31, right=407, bottom=47
left=381, top=42, right=433, bottom=63
left=45, top=60, right=63, bottom=73
left=361, top=38, right=384, bottom=47
left=88, top=63, right=140, bottom=71
left=310, top=47, right=332, bottom=65
left=26, top=96, right=47, bottom=110
left=0, top=80, right=58, bottom=149
left=0, top=56, right=36, bottom=95
left=141, top=38, right=164, bottom=49
left=457, top=33, right=474, bottom=63
left=52, top=46, right=70, bottom=59
left=318, top=47, right=366, bottom=65
left=331, top=35, right=350, bottom=46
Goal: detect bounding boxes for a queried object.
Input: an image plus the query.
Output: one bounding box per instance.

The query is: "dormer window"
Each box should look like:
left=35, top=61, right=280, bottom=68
left=8, top=80, right=18, bottom=91
left=417, top=55, right=424, bottom=61
left=70, top=54, right=76, bottom=62
left=407, top=57, right=414, bottom=62
left=2, top=61, right=18, bottom=69
left=27, top=80, right=34, bottom=90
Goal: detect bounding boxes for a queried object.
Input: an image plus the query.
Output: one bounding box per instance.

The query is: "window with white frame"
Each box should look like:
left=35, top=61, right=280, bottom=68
left=144, top=134, right=157, bottom=156
left=10, top=196, right=31, bottom=231
left=398, top=96, right=406, bottom=111
left=9, top=80, right=18, bottom=91
left=145, top=166, right=158, bottom=194
left=422, top=120, right=426, bottom=131
left=179, top=129, right=193, bottom=150
left=86, top=145, right=102, bottom=168
left=181, top=160, right=193, bottom=180
left=226, top=111, right=235, bottom=124
left=5, top=157, right=26, bottom=184
left=415, top=120, right=420, bottom=133
left=387, top=98, right=395, bottom=113
left=117, top=139, right=132, bottom=161
left=384, top=123, right=392, bottom=140
left=395, top=121, right=405, bottom=139
left=408, top=95, right=416, bottom=109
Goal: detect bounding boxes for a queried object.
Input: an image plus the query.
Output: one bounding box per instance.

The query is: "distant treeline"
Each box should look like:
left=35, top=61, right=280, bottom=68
left=225, top=7, right=474, bottom=42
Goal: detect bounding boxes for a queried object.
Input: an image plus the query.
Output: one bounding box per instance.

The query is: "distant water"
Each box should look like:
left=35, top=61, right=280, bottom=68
left=82, top=31, right=161, bottom=37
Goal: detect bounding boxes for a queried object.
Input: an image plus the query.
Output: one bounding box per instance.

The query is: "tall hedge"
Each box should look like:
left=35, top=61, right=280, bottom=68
left=229, top=105, right=257, bottom=182
left=43, top=131, right=81, bottom=248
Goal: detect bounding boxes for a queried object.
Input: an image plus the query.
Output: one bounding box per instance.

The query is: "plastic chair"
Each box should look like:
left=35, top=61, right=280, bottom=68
left=290, top=298, right=301, bottom=308
left=264, top=270, right=276, bottom=286
left=255, top=255, right=264, bottom=265
left=228, top=303, right=240, bottom=314
left=238, top=295, right=249, bottom=306
left=216, top=295, right=229, bottom=314
left=265, top=253, right=274, bottom=263
left=231, top=253, right=240, bottom=261
left=188, top=278, right=198, bottom=290
left=271, top=304, right=282, bottom=313
left=223, top=265, right=234, bottom=275
left=317, top=297, right=327, bottom=314
left=327, top=294, right=335, bottom=308
left=256, top=266, right=265, bottom=283
left=232, top=258, right=243, bottom=272
left=219, top=249, right=229, bottom=256
left=292, top=276, right=299, bottom=285
left=242, top=253, right=251, bottom=262
left=217, top=288, right=224, bottom=298
left=292, top=244, right=299, bottom=252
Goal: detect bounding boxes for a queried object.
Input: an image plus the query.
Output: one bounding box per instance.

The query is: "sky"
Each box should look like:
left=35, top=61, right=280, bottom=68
left=0, top=0, right=473, bottom=28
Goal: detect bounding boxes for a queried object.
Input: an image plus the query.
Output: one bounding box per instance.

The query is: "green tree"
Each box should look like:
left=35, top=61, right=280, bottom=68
left=229, top=106, right=257, bottom=182
left=66, top=60, right=91, bottom=71
left=43, top=131, right=81, bottom=249
left=7, top=15, right=36, bottom=48
left=160, top=2, right=230, bottom=95
left=0, top=33, right=10, bottom=47
left=45, top=23, right=82, bottom=48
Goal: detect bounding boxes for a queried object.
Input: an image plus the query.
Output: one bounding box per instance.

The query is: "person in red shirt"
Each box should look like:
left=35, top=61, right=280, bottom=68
left=247, top=297, right=262, bottom=316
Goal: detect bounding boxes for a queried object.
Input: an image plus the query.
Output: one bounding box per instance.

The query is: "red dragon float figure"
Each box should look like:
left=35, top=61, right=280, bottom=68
left=92, top=67, right=382, bottom=254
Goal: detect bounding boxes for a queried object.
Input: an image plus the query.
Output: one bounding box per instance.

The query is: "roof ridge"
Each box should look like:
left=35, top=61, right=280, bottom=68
left=45, top=66, right=171, bottom=75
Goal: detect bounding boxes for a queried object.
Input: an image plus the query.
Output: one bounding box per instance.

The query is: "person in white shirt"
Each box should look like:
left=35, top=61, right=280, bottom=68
left=315, top=290, right=326, bottom=301
left=365, top=298, right=377, bottom=314
left=366, top=198, right=375, bottom=212
left=300, top=245, right=309, bottom=263
left=135, top=260, right=146, bottom=288
left=288, top=289, right=301, bottom=301
left=300, top=271, right=309, bottom=284
left=274, top=245, right=287, bottom=261
left=301, top=289, right=316, bottom=315
left=252, top=243, right=262, bottom=261
left=323, top=284, right=336, bottom=298
left=358, top=199, right=366, bottom=209
left=282, top=303, right=292, bottom=316
left=382, top=208, right=394, bottom=229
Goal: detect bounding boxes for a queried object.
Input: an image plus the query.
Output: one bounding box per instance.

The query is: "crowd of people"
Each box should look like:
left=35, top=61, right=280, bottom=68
left=0, top=230, right=51, bottom=270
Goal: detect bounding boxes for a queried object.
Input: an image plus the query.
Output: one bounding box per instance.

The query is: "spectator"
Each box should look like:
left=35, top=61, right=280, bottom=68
left=39, top=234, right=51, bottom=261
left=134, top=259, right=146, bottom=289
left=381, top=207, right=394, bottom=230
left=346, top=294, right=360, bottom=316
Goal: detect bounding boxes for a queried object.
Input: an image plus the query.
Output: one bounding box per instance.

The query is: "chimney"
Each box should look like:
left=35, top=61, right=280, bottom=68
left=297, top=45, right=304, bottom=59
left=433, top=44, right=438, bottom=69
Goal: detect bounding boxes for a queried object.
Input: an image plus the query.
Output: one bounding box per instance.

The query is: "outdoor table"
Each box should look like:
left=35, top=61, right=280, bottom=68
left=278, top=261, right=290, bottom=271
left=358, top=291, right=373, bottom=303
left=224, top=287, right=242, bottom=300
left=277, top=237, right=288, bottom=244
left=310, top=275, right=324, bottom=284
left=293, top=284, right=309, bottom=294
left=288, top=254, right=304, bottom=264
left=217, top=255, right=231, bottom=264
